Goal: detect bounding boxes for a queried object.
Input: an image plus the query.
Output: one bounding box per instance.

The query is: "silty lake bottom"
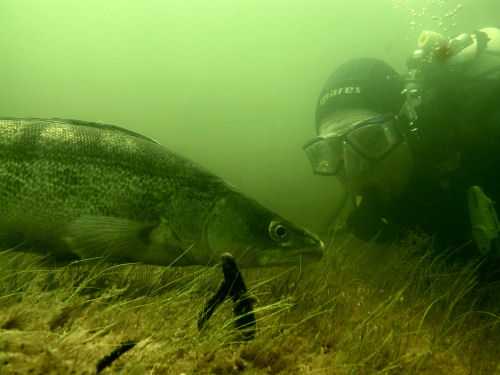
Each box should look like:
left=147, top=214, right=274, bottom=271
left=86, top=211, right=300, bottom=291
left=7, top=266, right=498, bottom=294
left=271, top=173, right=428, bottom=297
left=0, top=235, right=499, bottom=374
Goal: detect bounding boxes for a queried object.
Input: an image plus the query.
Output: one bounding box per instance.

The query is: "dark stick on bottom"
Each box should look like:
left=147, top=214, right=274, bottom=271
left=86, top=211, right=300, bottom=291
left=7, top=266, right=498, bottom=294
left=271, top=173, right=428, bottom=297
left=96, top=341, right=136, bottom=373
left=197, top=280, right=229, bottom=329
left=198, top=253, right=256, bottom=340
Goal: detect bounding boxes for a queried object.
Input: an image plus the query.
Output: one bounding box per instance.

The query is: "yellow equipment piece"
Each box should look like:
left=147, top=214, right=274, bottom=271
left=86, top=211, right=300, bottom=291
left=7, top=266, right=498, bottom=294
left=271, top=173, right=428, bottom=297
left=467, top=186, right=500, bottom=254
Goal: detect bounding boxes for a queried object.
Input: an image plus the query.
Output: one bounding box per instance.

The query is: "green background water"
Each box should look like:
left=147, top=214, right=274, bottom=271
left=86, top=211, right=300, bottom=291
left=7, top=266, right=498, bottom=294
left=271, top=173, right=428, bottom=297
left=0, top=0, right=498, bottom=233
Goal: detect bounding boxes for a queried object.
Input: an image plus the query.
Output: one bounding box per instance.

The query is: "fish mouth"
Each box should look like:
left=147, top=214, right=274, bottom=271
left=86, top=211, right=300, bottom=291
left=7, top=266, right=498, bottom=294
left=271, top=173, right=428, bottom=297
left=257, top=241, right=325, bottom=267
left=289, top=244, right=324, bottom=263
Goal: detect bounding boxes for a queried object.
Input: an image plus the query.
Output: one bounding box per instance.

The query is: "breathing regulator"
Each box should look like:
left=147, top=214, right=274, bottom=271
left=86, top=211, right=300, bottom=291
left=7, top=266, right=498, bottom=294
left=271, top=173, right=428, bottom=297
left=401, top=27, right=500, bottom=126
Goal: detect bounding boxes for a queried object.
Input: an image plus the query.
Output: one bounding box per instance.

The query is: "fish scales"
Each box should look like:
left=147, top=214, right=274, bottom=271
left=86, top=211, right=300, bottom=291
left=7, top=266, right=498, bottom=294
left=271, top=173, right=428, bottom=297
left=0, top=118, right=224, bottom=256
left=0, top=118, right=324, bottom=267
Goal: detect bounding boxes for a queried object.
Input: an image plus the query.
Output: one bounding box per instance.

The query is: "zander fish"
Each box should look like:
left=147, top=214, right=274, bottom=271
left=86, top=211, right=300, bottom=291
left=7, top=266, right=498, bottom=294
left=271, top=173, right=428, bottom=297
left=0, top=118, right=323, bottom=267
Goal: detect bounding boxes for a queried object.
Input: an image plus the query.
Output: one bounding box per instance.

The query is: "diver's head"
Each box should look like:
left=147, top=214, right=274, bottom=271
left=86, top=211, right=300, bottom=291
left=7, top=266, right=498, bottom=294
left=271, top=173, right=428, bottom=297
left=304, top=58, right=413, bottom=201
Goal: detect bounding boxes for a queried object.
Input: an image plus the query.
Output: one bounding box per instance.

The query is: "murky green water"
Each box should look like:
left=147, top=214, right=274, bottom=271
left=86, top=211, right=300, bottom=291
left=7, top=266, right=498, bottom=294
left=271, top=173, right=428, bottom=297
left=0, top=0, right=498, bottom=233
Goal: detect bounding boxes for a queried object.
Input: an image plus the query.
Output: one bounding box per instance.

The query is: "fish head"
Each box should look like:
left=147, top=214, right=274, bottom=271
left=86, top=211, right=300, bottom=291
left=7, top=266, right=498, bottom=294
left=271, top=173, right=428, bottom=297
left=203, top=191, right=324, bottom=267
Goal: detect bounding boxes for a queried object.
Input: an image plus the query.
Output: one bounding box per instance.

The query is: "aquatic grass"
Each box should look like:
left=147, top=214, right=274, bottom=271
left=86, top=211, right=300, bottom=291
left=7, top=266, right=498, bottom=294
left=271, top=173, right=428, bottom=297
left=0, top=235, right=499, bottom=374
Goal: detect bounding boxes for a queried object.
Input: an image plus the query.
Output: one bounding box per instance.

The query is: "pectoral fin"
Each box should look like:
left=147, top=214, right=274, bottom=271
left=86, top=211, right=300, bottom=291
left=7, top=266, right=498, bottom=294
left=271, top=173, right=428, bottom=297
left=63, top=216, right=150, bottom=262
left=63, top=216, right=196, bottom=265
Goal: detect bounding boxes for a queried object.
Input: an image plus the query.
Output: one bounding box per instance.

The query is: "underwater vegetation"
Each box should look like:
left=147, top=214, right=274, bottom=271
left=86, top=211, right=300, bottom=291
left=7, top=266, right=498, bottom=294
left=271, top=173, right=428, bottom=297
left=0, top=233, right=499, bottom=374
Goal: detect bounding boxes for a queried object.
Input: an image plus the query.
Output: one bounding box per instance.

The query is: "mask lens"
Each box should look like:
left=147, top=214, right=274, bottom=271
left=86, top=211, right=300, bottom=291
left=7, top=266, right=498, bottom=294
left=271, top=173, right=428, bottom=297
left=343, top=142, right=365, bottom=177
left=303, top=137, right=342, bottom=175
left=346, top=118, right=400, bottom=160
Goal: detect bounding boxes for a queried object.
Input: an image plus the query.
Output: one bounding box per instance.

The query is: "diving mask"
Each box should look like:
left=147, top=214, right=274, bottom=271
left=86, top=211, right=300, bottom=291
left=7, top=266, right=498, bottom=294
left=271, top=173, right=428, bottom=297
left=303, top=114, right=402, bottom=176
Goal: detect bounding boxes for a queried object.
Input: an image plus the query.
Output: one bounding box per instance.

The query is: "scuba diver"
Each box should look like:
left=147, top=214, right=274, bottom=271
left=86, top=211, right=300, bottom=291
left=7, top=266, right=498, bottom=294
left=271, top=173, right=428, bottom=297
left=303, top=27, right=500, bottom=260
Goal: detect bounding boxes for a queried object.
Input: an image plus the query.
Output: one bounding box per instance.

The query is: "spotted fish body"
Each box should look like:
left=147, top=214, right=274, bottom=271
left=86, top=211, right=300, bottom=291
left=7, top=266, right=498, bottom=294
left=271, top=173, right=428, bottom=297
left=0, top=118, right=323, bottom=267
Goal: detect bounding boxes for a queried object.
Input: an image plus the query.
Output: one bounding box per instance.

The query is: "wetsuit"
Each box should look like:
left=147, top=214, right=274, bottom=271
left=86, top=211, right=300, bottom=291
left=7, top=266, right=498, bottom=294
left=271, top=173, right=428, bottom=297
left=346, top=75, right=500, bottom=256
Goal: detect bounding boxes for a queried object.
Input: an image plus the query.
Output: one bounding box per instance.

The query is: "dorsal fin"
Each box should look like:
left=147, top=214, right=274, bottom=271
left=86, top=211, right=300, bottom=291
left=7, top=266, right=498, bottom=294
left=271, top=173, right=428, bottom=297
left=0, top=117, right=160, bottom=144
left=52, top=118, right=160, bottom=144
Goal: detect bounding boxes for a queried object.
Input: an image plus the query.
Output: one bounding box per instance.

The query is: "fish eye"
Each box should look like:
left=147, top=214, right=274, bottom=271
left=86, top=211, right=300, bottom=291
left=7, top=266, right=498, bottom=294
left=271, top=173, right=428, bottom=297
left=269, top=221, right=289, bottom=242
